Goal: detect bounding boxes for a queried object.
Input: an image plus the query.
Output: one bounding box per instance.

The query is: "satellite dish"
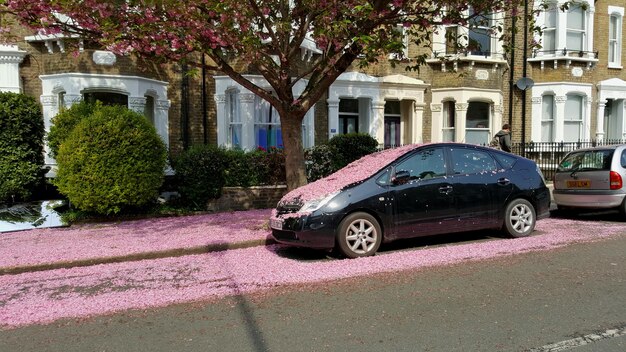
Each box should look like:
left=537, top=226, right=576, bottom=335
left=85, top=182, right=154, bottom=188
left=515, top=77, right=535, bottom=91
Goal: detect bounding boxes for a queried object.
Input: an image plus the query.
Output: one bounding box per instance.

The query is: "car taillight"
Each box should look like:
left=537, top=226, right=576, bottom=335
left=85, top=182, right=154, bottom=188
left=610, top=171, right=622, bottom=190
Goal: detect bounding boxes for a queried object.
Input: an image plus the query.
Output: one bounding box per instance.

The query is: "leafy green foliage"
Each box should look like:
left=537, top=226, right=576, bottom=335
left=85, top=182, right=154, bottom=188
left=47, top=101, right=98, bottom=158
left=328, top=133, right=380, bottom=170
left=54, top=105, right=167, bottom=214
left=171, top=145, right=226, bottom=208
left=0, top=92, right=45, bottom=203
left=305, top=133, right=379, bottom=182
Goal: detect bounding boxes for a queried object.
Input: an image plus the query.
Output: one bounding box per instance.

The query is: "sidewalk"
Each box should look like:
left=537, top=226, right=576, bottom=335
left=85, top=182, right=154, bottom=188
left=0, top=209, right=274, bottom=275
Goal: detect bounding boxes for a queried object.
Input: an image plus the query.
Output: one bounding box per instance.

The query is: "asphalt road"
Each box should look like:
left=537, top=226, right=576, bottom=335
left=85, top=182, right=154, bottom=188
left=1, top=227, right=625, bottom=352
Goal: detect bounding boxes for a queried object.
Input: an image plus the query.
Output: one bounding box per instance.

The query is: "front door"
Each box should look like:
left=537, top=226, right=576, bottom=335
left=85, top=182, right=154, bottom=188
left=384, top=117, right=401, bottom=148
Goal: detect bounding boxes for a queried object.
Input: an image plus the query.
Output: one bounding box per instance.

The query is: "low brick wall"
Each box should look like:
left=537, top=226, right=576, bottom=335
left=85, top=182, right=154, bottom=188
left=206, top=185, right=288, bottom=212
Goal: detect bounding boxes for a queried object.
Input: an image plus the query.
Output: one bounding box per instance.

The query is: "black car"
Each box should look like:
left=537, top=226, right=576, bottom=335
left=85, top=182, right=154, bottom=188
left=270, top=143, right=551, bottom=258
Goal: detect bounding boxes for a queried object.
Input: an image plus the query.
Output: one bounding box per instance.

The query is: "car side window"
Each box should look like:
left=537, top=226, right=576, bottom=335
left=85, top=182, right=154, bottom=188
left=451, top=148, right=497, bottom=175
left=493, top=153, right=517, bottom=169
left=621, top=150, right=626, bottom=168
left=395, top=148, right=446, bottom=180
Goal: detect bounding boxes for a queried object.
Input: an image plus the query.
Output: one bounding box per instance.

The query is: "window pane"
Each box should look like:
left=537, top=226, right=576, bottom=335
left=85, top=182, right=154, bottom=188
left=384, top=101, right=401, bottom=114
left=466, top=102, right=489, bottom=128
left=545, top=7, right=557, bottom=27
left=469, top=28, right=491, bottom=54
left=566, top=32, right=583, bottom=51
left=396, top=148, right=446, bottom=179
left=339, top=99, right=359, bottom=113
left=541, top=121, right=553, bottom=142
left=610, top=16, right=618, bottom=39
left=567, top=6, right=584, bottom=30
left=565, top=96, right=583, bottom=121
left=542, top=95, right=554, bottom=121
left=543, top=30, right=556, bottom=51
left=564, top=122, right=581, bottom=141
left=451, top=149, right=497, bottom=174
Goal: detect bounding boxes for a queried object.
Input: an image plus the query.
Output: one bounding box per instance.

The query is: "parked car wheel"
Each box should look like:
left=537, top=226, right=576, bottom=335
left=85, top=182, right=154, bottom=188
left=337, top=212, right=382, bottom=258
left=503, top=199, right=536, bottom=238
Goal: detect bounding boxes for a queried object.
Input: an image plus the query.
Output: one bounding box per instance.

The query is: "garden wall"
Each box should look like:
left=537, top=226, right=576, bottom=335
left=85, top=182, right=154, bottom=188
left=206, top=185, right=287, bottom=212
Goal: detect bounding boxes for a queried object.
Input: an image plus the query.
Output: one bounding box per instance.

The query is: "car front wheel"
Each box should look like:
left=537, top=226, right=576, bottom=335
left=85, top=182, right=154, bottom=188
left=337, top=212, right=382, bottom=258
left=503, top=199, right=536, bottom=238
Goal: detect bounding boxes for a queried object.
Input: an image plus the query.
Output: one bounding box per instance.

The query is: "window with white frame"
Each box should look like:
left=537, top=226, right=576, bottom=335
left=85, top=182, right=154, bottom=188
left=254, top=95, right=282, bottom=149
left=468, top=6, right=494, bottom=56
left=339, top=99, right=359, bottom=134
left=466, top=101, right=490, bottom=144
left=564, top=94, right=584, bottom=142
left=533, top=1, right=594, bottom=59
left=226, top=89, right=242, bottom=148
left=543, top=4, right=558, bottom=53
left=389, top=25, right=410, bottom=60
left=442, top=101, right=456, bottom=141
left=431, top=7, right=504, bottom=61
left=609, top=7, right=623, bottom=68
left=566, top=4, right=586, bottom=52
left=541, top=94, right=555, bottom=142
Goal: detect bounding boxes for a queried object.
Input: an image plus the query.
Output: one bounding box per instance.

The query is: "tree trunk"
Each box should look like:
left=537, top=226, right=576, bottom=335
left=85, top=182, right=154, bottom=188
left=281, top=113, right=308, bottom=191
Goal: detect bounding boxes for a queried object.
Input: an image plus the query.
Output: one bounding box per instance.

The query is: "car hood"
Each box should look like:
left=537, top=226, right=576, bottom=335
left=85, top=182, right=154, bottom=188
left=279, top=144, right=420, bottom=207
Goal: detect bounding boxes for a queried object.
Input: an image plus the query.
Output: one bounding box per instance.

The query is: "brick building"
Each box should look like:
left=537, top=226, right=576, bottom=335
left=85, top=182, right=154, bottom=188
left=1, top=1, right=624, bottom=176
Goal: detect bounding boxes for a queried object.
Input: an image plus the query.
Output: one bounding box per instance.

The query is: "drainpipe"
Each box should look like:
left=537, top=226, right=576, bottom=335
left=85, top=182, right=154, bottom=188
left=181, top=62, right=189, bottom=150
left=508, top=6, right=516, bottom=130
left=202, top=54, right=208, bottom=145
left=521, top=0, right=529, bottom=157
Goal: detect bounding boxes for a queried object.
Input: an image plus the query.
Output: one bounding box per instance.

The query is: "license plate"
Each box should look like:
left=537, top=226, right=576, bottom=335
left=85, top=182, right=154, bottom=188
left=567, top=180, right=591, bottom=188
left=270, top=218, right=283, bottom=230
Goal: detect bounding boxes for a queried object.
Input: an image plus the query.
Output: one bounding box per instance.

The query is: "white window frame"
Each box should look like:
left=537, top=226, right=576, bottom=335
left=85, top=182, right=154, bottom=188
left=442, top=100, right=456, bottom=142
left=564, top=94, right=584, bottom=142
left=608, top=6, right=624, bottom=69
left=225, top=89, right=242, bottom=148
left=541, top=94, right=555, bottom=142
left=388, top=25, right=409, bottom=60
left=214, top=75, right=315, bottom=151
left=531, top=0, right=596, bottom=66
left=430, top=8, right=505, bottom=63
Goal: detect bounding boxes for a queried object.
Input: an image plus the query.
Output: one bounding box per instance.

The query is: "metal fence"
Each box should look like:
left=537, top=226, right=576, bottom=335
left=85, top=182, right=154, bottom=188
left=513, top=140, right=626, bottom=180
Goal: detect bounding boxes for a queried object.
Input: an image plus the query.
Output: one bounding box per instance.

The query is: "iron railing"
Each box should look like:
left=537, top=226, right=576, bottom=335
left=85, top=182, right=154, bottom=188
left=514, top=140, right=626, bottom=180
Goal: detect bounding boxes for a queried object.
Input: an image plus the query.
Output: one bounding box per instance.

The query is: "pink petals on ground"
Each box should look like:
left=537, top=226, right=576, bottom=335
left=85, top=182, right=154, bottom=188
left=0, top=209, right=271, bottom=270
left=0, top=217, right=624, bottom=329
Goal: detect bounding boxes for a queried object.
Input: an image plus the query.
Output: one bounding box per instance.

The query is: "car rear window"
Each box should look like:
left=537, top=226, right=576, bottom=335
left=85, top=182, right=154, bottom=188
left=557, top=149, right=614, bottom=172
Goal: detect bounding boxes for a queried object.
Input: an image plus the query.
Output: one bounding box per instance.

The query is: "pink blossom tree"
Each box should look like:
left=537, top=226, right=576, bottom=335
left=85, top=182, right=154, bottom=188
left=1, top=0, right=529, bottom=190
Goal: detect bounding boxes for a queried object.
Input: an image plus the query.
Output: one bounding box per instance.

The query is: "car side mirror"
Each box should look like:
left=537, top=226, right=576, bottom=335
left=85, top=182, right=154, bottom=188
left=392, top=170, right=411, bottom=185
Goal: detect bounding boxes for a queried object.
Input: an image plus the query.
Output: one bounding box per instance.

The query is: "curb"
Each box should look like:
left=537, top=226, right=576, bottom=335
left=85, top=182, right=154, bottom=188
left=0, top=237, right=277, bottom=276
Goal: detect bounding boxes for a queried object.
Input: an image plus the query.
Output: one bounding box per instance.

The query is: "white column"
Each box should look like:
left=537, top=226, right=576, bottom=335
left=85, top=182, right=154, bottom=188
left=584, top=98, right=593, bottom=140
left=430, top=103, right=442, bottom=142
left=596, top=100, right=606, bottom=141
left=0, top=45, right=26, bottom=93
left=554, top=96, right=566, bottom=142
left=371, top=101, right=385, bottom=145
left=455, top=103, right=468, bottom=143
left=327, top=99, right=339, bottom=140
left=622, top=102, right=626, bottom=139
left=240, top=93, right=256, bottom=150
left=413, top=103, right=425, bottom=144
left=40, top=95, right=59, bottom=168
left=214, top=94, right=227, bottom=146
left=155, top=99, right=170, bottom=147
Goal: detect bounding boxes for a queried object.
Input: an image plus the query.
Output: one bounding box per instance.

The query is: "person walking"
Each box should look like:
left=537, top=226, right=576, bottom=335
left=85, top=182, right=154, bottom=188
left=494, top=124, right=512, bottom=152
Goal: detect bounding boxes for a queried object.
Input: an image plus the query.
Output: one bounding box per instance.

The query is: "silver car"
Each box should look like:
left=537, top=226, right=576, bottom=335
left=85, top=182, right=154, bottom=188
left=553, top=144, right=626, bottom=214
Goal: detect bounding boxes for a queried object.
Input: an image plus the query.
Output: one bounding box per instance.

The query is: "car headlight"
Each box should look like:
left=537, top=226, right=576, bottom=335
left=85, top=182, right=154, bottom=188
left=299, top=192, right=339, bottom=213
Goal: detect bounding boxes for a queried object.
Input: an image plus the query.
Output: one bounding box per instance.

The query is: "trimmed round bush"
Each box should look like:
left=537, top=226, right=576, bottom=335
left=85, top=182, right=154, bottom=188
left=171, top=145, right=226, bottom=208
left=47, top=101, right=98, bottom=158
left=0, top=92, right=45, bottom=203
left=54, top=105, right=167, bottom=214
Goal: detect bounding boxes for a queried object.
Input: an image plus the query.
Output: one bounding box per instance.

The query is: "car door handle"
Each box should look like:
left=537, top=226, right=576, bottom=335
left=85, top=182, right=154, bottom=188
left=497, top=178, right=511, bottom=186
left=439, top=185, right=453, bottom=194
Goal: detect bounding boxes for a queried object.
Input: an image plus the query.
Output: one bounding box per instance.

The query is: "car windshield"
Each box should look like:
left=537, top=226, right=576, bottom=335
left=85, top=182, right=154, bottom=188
left=557, top=149, right=614, bottom=172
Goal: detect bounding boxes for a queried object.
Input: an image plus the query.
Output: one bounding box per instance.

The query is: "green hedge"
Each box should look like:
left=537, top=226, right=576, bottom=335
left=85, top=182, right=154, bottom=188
left=54, top=105, right=167, bottom=214
left=305, top=133, right=379, bottom=181
left=171, top=145, right=226, bottom=208
left=172, top=146, right=286, bottom=207
left=0, top=92, right=45, bottom=203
